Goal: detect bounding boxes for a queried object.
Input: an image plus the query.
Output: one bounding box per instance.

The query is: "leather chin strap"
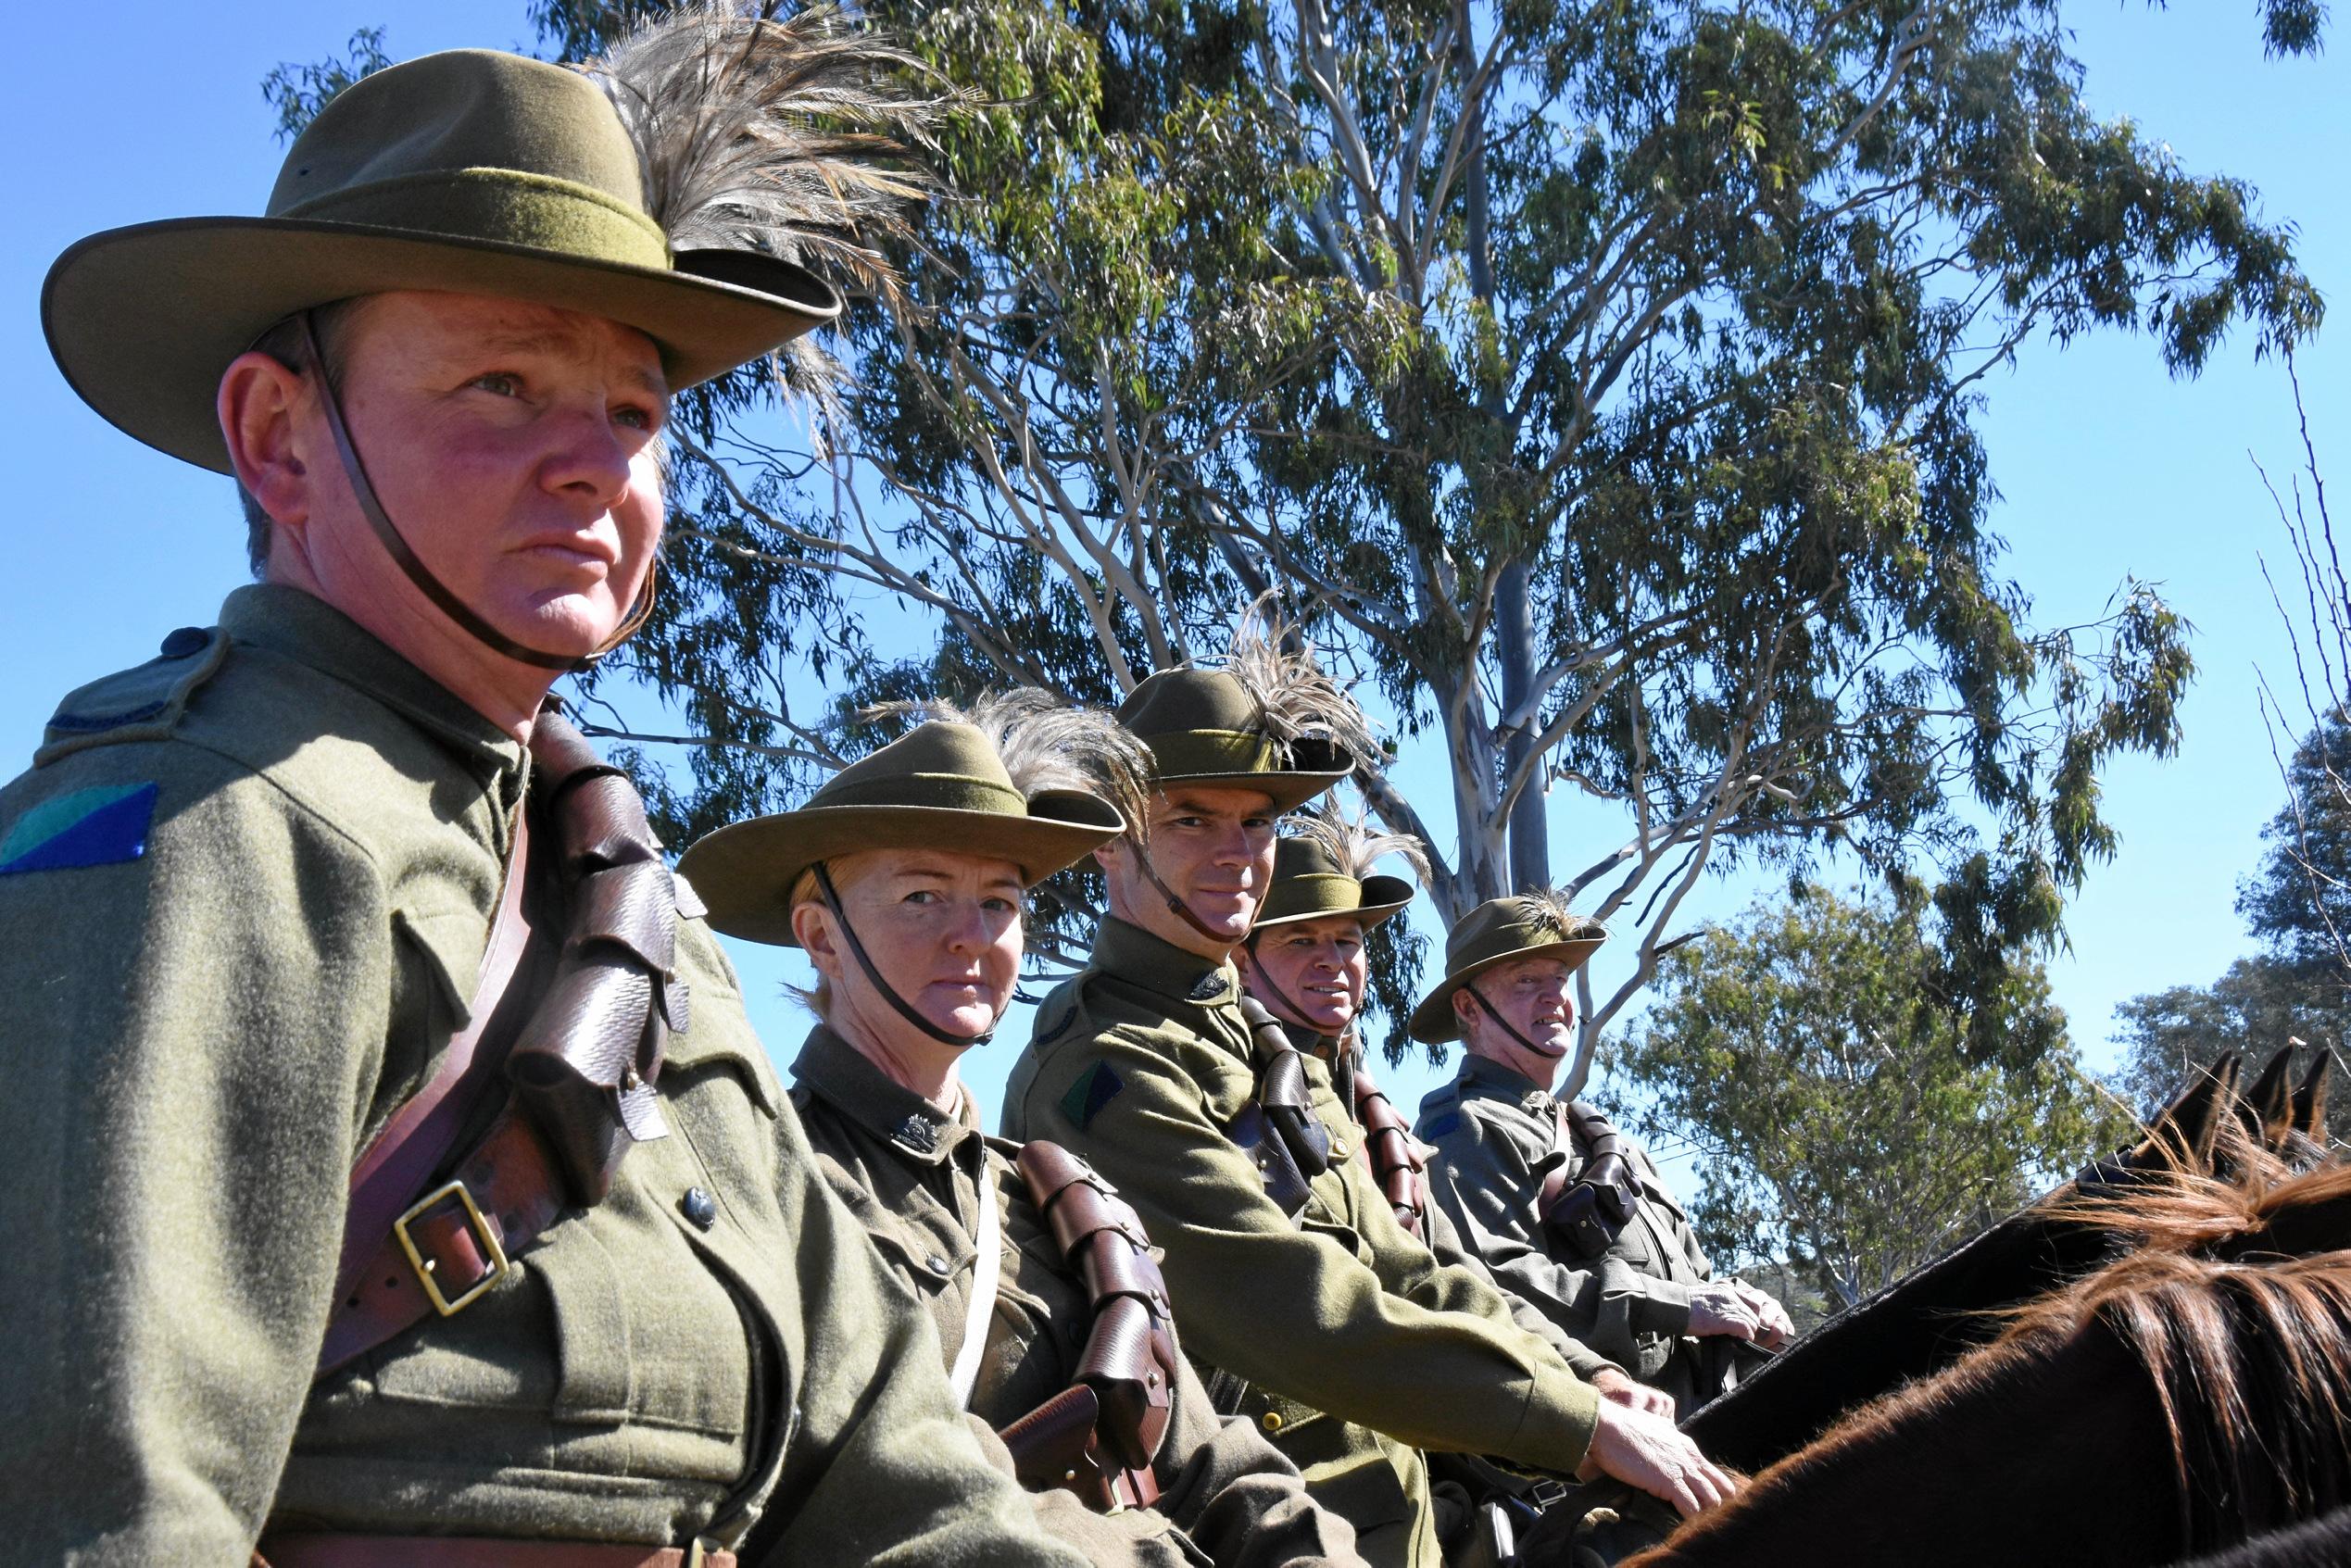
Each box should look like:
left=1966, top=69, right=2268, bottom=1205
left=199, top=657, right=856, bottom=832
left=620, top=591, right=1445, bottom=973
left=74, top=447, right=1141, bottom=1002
left=811, top=861, right=997, bottom=1050
left=1465, top=983, right=1570, bottom=1060
left=1134, top=841, right=1238, bottom=947
left=299, top=310, right=657, bottom=674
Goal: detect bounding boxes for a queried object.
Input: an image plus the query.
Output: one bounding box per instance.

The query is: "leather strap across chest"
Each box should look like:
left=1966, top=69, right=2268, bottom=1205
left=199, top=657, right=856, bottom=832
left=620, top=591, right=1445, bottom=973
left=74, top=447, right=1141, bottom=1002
left=1536, top=1098, right=1641, bottom=1261
left=1226, top=997, right=1333, bottom=1218
left=1345, top=1049, right=1429, bottom=1238
left=318, top=709, right=688, bottom=1379
left=994, top=1142, right=1178, bottom=1513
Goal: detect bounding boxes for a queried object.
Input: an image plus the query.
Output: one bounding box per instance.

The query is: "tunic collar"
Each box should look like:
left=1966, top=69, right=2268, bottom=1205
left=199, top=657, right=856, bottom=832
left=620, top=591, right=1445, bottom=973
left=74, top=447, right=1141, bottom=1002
left=1457, top=1050, right=1553, bottom=1108
left=1087, top=914, right=1241, bottom=1013
left=791, top=1022, right=979, bottom=1168
left=219, top=584, right=524, bottom=784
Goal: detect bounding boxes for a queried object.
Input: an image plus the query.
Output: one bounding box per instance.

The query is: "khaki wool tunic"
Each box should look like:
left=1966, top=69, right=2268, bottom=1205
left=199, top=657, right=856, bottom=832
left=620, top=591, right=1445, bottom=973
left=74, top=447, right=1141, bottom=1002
left=1415, top=1055, right=1720, bottom=1411
left=1002, top=919, right=1604, bottom=1568
left=790, top=1024, right=1367, bottom=1568
left=1301, top=1029, right=1624, bottom=1388
left=0, top=586, right=1082, bottom=1567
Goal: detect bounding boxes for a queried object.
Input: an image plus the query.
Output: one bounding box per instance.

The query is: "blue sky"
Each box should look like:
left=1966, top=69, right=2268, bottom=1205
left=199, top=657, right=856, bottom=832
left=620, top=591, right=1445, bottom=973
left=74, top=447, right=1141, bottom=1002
left=4, top=1, right=2345, bottom=1131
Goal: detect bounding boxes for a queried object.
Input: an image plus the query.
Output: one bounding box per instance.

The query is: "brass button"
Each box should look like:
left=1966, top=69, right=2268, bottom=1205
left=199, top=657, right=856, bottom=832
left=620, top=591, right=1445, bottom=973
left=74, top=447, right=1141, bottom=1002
left=1261, top=1411, right=1284, bottom=1433
left=1331, top=1141, right=1349, bottom=1159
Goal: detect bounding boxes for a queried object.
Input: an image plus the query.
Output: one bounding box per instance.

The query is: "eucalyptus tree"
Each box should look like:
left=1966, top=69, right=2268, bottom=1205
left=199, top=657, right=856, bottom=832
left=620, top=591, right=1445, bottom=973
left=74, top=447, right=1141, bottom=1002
left=1608, top=885, right=2131, bottom=1309
left=517, top=0, right=2315, bottom=1074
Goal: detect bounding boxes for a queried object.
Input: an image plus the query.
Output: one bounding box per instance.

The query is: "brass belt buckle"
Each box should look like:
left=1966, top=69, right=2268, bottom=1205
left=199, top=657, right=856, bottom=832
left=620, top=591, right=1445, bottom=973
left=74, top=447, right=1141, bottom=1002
left=392, top=1178, right=509, bottom=1315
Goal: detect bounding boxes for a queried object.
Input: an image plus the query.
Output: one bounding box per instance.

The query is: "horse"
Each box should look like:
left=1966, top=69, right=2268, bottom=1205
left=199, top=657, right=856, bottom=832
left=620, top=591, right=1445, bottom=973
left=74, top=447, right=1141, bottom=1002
left=1619, top=1155, right=2351, bottom=1568
left=1679, top=1045, right=2339, bottom=1476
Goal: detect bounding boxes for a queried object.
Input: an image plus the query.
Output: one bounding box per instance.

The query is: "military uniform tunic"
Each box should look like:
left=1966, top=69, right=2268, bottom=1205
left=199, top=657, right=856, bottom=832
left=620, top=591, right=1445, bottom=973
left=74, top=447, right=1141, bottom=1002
left=0, top=585, right=1082, bottom=1567
left=1303, top=1030, right=1623, bottom=1387
left=791, top=1024, right=1366, bottom=1568
left=1003, top=919, right=1603, bottom=1568
left=1416, top=1055, right=1719, bottom=1411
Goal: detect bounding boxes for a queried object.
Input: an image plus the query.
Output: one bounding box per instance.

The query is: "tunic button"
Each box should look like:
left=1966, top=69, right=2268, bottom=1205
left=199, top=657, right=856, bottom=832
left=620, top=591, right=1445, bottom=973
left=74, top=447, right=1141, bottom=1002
left=927, top=1253, right=952, bottom=1276
left=1262, top=1411, right=1284, bottom=1433
left=158, top=626, right=209, bottom=659
left=681, top=1186, right=717, bottom=1230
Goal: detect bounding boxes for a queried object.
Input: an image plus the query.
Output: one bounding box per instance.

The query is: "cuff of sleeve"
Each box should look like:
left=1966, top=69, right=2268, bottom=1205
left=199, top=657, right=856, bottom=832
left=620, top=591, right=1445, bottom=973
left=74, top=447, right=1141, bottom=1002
left=1635, top=1280, right=1693, bottom=1337
left=1514, top=1363, right=1603, bottom=1474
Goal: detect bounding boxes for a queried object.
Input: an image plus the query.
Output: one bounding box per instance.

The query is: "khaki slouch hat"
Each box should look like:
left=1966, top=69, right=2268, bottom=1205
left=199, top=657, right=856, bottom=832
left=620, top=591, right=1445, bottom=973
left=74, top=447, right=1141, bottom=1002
left=44, top=12, right=923, bottom=473
left=679, top=696, right=1140, bottom=948
left=1408, top=892, right=1609, bottom=1044
left=1251, top=807, right=1428, bottom=932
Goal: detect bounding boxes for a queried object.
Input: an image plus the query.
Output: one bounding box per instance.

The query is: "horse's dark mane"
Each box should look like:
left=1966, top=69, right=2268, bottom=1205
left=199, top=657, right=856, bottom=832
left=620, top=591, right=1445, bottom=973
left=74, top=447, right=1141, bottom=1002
left=2003, top=1158, right=2351, bottom=1552
left=1638, top=1158, right=2351, bottom=1565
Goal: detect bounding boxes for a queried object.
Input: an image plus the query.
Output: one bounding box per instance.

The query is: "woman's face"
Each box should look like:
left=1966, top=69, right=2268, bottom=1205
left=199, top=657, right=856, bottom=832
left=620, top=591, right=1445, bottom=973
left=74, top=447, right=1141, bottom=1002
left=798, top=847, right=1026, bottom=1047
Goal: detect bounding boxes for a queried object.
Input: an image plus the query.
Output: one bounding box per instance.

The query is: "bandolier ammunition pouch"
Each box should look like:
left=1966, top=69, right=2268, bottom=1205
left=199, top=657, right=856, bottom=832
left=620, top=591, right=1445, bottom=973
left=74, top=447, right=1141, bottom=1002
left=1538, top=1100, right=1641, bottom=1261
left=998, top=1142, right=1180, bottom=1512
left=1228, top=997, right=1332, bottom=1217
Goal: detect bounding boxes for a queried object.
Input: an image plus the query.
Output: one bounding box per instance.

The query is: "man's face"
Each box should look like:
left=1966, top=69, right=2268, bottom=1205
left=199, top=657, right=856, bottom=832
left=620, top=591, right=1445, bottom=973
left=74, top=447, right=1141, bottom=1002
left=1457, top=953, right=1578, bottom=1076
left=1243, top=914, right=1367, bottom=1035
left=1099, top=785, right=1278, bottom=956
left=283, top=290, right=670, bottom=660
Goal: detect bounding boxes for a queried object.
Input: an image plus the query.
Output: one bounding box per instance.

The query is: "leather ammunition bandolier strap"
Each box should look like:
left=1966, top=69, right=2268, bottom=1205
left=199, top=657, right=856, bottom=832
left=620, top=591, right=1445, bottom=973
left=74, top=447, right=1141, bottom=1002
left=1228, top=997, right=1333, bottom=1218
left=1347, top=1051, right=1429, bottom=1239
left=997, top=1142, right=1180, bottom=1512
left=1536, top=1099, right=1641, bottom=1261
left=319, top=709, right=689, bottom=1378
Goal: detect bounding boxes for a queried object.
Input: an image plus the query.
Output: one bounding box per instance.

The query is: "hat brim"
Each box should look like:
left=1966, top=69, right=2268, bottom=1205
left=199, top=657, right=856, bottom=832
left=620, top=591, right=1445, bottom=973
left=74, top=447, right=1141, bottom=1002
left=1406, top=934, right=1608, bottom=1044
left=1156, top=765, right=1352, bottom=815
left=677, top=794, right=1122, bottom=947
left=44, top=216, right=839, bottom=474
left=1252, top=873, right=1416, bottom=933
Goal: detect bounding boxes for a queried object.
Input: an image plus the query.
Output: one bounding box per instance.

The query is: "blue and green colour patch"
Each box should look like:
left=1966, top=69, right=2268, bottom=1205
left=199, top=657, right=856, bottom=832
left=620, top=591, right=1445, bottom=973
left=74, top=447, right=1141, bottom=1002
left=0, top=783, right=159, bottom=876
left=1059, top=1060, right=1125, bottom=1129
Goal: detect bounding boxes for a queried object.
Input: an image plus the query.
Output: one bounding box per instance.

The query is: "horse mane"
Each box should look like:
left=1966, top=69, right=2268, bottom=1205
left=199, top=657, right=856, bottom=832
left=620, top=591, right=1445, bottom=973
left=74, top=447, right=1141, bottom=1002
left=2001, top=1156, right=2351, bottom=1552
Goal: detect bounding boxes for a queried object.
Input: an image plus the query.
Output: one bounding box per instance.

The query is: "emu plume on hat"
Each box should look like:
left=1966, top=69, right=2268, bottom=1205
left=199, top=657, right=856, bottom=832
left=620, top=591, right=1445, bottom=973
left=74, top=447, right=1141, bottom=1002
left=44, top=4, right=949, bottom=472
left=1253, top=803, right=1427, bottom=932
left=679, top=689, right=1148, bottom=947
left=1407, top=887, right=1609, bottom=1044
left=1118, top=599, right=1377, bottom=814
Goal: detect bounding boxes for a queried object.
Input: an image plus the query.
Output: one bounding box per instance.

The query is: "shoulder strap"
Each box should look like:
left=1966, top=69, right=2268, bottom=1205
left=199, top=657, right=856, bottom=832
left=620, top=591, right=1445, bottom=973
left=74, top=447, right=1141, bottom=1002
left=1536, top=1098, right=1577, bottom=1216
left=1349, top=1051, right=1429, bottom=1238
left=331, top=804, right=538, bottom=1313
left=946, top=1158, right=1003, bottom=1407
left=997, top=1141, right=1175, bottom=1513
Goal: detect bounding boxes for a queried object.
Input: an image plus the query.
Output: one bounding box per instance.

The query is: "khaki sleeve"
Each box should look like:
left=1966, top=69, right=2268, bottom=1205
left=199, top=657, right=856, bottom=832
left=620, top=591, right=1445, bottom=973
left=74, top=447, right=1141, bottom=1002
left=1419, top=1192, right=1623, bottom=1384
left=1017, top=1024, right=1599, bottom=1474
left=0, top=751, right=399, bottom=1566
left=1150, top=1343, right=1367, bottom=1568
left=1422, top=1110, right=1692, bottom=1369
left=749, top=1109, right=1088, bottom=1567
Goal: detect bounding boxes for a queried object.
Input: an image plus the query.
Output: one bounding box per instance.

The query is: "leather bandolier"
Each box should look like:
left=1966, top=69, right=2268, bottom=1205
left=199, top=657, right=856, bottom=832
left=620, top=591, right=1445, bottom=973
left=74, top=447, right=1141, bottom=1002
left=316, top=709, right=692, bottom=1379
left=997, top=1142, right=1182, bottom=1512
left=1535, top=1099, right=1641, bottom=1261
left=1229, top=997, right=1334, bottom=1218
left=1343, top=1048, right=1430, bottom=1240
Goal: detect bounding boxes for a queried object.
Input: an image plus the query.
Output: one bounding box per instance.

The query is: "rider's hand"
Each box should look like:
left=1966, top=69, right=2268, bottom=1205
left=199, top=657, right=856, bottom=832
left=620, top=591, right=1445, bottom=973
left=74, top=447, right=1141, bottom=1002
left=1575, top=1398, right=1741, bottom=1517
left=1732, top=1279, right=1794, bottom=1349
left=1686, top=1280, right=1766, bottom=1342
left=1590, top=1365, right=1676, bottom=1421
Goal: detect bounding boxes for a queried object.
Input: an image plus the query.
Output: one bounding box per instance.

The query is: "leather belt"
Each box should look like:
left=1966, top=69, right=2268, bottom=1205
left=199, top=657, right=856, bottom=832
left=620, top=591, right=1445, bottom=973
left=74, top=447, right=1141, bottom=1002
left=258, top=1535, right=735, bottom=1567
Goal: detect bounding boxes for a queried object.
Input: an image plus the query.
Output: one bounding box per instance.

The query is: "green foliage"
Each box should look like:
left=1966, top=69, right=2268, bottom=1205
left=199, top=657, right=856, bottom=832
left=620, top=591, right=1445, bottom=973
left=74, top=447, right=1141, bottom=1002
left=1605, top=885, right=2134, bottom=1308
left=261, top=27, right=390, bottom=143
left=506, top=0, right=2314, bottom=1064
